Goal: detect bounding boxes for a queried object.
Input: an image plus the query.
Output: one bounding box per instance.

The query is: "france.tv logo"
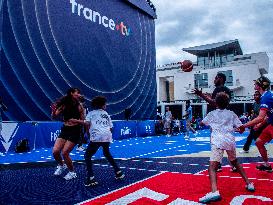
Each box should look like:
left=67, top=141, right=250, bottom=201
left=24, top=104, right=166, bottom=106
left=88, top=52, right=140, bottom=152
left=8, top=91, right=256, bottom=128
left=70, top=0, right=132, bottom=36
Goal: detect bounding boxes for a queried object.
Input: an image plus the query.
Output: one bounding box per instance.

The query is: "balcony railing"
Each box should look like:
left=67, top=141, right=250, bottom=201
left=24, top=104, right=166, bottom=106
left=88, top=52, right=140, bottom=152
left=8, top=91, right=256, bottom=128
left=158, top=95, right=253, bottom=105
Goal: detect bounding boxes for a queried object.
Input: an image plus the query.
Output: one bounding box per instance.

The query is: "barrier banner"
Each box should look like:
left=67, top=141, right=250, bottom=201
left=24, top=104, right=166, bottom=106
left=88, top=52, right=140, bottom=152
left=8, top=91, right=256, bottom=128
left=34, top=122, right=63, bottom=149
left=112, top=121, right=137, bottom=140
left=1, top=120, right=157, bottom=152
left=136, top=120, right=155, bottom=137
left=0, top=122, right=35, bottom=153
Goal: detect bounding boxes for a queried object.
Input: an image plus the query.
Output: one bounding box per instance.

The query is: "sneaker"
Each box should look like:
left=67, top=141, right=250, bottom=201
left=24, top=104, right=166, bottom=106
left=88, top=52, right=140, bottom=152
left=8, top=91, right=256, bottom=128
left=256, top=164, right=273, bottom=173
left=115, top=170, right=125, bottom=179
left=84, top=176, right=98, bottom=186
left=239, top=150, right=249, bottom=154
left=246, top=182, right=255, bottom=192
left=199, top=191, right=221, bottom=203
left=216, top=164, right=222, bottom=172
left=76, top=146, right=85, bottom=151
left=230, top=166, right=238, bottom=172
left=64, top=171, right=77, bottom=180
left=54, top=164, right=67, bottom=176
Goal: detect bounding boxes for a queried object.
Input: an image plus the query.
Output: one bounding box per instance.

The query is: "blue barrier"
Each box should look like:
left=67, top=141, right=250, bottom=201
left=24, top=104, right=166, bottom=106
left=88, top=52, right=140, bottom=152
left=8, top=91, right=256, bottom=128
left=137, top=120, right=155, bottom=137
left=112, top=121, right=137, bottom=140
left=0, top=122, right=35, bottom=153
left=0, top=120, right=156, bottom=153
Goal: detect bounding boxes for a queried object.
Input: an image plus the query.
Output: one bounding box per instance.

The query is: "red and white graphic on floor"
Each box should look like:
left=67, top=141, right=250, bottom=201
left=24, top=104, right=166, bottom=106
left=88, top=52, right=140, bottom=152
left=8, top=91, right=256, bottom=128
left=79, top=163, right=273, bottom=205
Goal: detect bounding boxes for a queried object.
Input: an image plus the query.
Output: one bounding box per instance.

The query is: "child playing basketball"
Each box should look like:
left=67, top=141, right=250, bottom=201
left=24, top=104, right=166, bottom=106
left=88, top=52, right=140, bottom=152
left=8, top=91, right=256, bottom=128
left=199, top=92, right=254, bottom=203
left=70, top=96, right=124, bottom=186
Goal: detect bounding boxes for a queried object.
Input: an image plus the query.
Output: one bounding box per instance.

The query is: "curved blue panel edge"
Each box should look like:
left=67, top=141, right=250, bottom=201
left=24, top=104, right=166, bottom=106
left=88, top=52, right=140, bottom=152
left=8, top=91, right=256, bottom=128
left=0, top=0, right=157, bottom=121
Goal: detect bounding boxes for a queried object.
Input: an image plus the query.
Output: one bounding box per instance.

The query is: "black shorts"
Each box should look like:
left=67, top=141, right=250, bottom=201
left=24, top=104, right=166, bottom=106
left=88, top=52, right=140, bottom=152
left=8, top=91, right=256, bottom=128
left=58, top=125, right=82, bottom=144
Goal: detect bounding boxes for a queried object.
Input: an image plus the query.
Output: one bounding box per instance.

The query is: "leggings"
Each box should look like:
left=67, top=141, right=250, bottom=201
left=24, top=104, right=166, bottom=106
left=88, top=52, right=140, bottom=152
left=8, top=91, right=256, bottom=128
left=84, top=142, right=120, bottom=178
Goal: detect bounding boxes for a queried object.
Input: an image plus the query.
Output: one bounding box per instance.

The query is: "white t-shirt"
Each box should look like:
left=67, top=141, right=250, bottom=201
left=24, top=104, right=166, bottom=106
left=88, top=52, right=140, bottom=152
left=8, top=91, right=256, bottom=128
left=164, top=111, right=172, bottom=122
left=174, top=120, right=180, bottom=127
left=85, top=109, right=113, bottom=142
left=202, top=109, right=242, bottom=150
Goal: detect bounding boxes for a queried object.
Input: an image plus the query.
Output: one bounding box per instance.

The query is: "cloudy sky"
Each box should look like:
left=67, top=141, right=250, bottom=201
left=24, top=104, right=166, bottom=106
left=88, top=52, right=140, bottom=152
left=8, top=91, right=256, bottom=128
left=153, top=0, right=273, bottom=72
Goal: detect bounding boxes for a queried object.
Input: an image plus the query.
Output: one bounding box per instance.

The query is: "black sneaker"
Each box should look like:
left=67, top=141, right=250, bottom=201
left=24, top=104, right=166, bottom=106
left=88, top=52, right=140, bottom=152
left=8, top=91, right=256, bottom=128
left=84, top=176, right=98, bottom=186
left=115, top=170, right=125, bottom=179
left=230, top=166, right=238, bottom=172
left=256, top=164, right=272, bottom=173
left=216, top=164, right=222, bottom=172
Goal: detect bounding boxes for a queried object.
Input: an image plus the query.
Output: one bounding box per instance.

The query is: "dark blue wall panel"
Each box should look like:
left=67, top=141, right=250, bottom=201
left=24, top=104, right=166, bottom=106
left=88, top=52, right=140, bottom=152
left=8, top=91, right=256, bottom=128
left=0, top=0, right=156, bottom=121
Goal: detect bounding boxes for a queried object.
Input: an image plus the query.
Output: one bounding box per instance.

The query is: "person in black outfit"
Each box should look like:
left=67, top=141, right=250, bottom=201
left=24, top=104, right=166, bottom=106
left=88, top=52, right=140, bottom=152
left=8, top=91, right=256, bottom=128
left=240, top=91, right=268, bottom=153
left=51, top=88, right=85, bottom=180
left=155, top=119, right=164, bottom=135
left=124, top=108, right=131, bottom=121
left=193, top=72, right=231, bottom=172
left=193, top=72, right=231, bottom=111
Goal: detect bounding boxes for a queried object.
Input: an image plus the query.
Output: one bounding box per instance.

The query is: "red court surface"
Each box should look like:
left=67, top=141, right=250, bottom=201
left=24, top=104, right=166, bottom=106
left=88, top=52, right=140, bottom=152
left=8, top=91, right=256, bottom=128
left=79, top=163, right=273, bottom=205
left=198, top=162, right=273, bottom=180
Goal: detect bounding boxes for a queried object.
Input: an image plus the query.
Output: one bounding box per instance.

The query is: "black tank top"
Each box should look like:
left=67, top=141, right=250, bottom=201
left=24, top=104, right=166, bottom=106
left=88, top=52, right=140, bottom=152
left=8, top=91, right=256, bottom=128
left=62, top=102, right=81, bottom=121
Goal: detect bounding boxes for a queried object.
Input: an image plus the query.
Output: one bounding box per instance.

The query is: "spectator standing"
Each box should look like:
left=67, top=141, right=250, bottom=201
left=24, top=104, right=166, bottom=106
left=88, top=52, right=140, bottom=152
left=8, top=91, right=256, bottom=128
left=163, top=106, right=172, bottom=136
left=183, top=100, right=197, bottom=138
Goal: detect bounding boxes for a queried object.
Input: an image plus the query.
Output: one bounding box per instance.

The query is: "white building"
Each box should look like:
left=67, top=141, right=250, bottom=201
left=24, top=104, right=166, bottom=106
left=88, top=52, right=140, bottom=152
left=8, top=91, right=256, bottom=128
left=156, top=39, right=270, bottom=118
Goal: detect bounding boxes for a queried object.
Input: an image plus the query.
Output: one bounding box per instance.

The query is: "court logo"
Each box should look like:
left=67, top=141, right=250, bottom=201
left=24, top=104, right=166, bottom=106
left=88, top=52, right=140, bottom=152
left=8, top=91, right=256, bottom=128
left=79, top=172, right=273, bottom=204
left=50, top=129, right=61, bottom=142
left=70, top=0, right=132, bottom=36
left=121, top=126, right=131, bottom=136
left=145, top=125, right=152, bottom=134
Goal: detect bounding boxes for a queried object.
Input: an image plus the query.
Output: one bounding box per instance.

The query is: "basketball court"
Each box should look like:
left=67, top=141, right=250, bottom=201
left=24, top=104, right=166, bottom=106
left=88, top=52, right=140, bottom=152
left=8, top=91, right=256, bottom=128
left=1, top=130, right=273, bottom=204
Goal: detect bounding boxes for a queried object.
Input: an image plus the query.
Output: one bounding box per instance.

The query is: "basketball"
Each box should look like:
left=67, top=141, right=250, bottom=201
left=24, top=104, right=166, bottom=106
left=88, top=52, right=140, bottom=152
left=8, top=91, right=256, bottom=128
left=180, top=60, right=193, bottom=72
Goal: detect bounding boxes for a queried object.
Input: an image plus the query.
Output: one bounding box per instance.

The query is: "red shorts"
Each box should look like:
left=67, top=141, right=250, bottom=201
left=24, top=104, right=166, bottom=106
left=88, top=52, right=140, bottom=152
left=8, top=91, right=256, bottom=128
left=258, top=124, right=273, bottom=143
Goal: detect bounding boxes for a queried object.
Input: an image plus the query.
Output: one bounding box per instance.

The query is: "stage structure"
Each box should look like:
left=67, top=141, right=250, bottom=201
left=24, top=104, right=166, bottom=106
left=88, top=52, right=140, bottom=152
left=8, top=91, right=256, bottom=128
left=0, top=0, right=157, bottom=121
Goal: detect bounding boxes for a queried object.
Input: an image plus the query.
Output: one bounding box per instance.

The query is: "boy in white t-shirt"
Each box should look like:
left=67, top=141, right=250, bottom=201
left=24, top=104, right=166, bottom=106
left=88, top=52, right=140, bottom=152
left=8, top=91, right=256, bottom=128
left=70, top=96, right=124, bottom=186
left=199, top=92, right=254, bottom=203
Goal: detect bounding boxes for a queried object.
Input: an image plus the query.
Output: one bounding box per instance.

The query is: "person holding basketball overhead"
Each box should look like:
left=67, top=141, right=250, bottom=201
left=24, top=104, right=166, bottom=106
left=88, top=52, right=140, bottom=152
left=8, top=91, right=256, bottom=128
left=193, top=72, right=231, bottom=110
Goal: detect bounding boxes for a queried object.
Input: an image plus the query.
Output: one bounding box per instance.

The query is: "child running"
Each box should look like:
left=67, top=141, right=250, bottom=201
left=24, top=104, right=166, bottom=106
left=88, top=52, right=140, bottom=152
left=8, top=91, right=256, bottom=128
left=70, top=96, right=124, bottom=186
left=199, top=92, right=254, bottom=203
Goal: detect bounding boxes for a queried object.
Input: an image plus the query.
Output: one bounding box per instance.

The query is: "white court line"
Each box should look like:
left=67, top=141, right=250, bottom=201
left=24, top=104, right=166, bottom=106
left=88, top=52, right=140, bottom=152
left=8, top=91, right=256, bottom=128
left=75, top=172, right=165, bottom=205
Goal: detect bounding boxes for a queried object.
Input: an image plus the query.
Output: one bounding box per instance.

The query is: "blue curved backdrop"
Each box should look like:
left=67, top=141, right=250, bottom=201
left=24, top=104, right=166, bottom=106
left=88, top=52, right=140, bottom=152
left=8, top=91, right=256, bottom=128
left=0, top=0, right=157, bottom=121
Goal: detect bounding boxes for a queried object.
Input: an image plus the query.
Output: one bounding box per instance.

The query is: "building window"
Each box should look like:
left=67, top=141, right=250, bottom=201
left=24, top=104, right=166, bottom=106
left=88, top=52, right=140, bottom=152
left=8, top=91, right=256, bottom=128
left=197, top=56, right=205, bottom=67
left=221, top=55, right=227, bottom=65
left=194, top=73, right=208, bottom=88
left=227, top=54, right=234, bottom=62
left=215, top=55, right=221, bottom=67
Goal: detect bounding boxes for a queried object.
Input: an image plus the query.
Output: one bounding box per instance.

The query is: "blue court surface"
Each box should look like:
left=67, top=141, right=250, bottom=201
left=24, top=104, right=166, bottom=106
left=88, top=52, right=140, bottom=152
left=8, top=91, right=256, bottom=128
left=1, top=129, right=272, bottom=205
